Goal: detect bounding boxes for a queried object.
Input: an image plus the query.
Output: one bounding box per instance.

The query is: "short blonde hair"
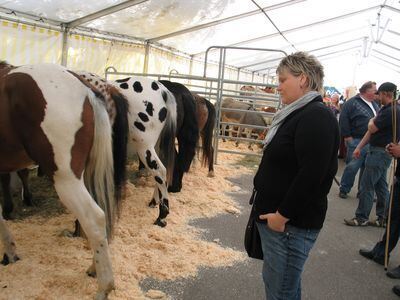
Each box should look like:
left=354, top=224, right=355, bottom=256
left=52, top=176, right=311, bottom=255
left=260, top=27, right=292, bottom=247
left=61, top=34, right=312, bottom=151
left=276, top=52, right=324, bottom=93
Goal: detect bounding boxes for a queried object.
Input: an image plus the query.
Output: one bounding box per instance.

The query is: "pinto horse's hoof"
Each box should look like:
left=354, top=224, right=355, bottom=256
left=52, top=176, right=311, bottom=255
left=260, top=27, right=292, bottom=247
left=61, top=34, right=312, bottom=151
left=154, top=218, right=167, bottom=227
left=1, top=253, right=20, bottom=265
left=148, top=198, right=157, bottom=208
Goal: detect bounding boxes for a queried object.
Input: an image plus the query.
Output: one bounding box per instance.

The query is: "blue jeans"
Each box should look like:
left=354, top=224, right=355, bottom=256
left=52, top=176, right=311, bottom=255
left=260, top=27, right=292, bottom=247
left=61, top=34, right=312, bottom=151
left=340, top=138, right=368, bottom=194
left=256, top=222, right=320, bottom=300
left=371, top=178, right=400, bottom=259
left=355, top=146, right=392, bottom=221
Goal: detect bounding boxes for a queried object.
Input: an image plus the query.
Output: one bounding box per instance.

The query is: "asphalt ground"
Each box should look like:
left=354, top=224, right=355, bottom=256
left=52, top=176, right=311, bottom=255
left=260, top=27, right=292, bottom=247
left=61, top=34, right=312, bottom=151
left=141, top=159, right=400, bottom=300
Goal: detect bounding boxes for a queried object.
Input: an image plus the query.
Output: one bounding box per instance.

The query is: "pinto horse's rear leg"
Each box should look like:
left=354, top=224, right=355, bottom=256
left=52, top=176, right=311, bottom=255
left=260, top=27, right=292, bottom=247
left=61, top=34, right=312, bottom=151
left=0, top=173, right=14, bottom=220
left=0, top=205, right=19, bottom=265
left=54, top=175, right=114, bottom=299
left=137, top=147, right=169, bottom=227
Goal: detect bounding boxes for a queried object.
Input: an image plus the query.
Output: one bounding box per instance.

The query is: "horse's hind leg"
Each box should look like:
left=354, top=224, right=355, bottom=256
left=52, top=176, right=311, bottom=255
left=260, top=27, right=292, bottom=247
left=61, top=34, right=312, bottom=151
left=207, top=146, right=215, bottom=178
left=17, top=168, right=33, bottom=206
left=0, top=173, right=14, bottom=220
left=137, top=147, right=169, bottom=227
left=0, top=205, right=19, bottom=265
left=54, top=175, right=114, bottom=299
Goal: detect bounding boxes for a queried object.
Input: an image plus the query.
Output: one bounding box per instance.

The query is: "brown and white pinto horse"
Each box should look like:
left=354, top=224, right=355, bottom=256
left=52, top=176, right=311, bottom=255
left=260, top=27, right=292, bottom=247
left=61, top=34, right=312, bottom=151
left=0, top=62, right=129, bottom=299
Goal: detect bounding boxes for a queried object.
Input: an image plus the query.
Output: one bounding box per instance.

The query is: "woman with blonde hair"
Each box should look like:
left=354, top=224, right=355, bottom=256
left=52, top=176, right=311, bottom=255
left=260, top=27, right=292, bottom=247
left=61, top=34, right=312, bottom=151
left=251, top=52, right=339, bottom=299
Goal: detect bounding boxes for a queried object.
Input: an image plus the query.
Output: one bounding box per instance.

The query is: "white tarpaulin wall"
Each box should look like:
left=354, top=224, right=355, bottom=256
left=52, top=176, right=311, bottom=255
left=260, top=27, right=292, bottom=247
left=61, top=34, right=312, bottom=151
left=0, top=0, right=399, bottom=90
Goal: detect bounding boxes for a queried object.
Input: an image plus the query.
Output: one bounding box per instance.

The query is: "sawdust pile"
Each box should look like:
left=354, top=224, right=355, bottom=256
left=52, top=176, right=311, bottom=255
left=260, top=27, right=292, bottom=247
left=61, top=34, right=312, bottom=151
left=0, top=141, right=259, bottom=299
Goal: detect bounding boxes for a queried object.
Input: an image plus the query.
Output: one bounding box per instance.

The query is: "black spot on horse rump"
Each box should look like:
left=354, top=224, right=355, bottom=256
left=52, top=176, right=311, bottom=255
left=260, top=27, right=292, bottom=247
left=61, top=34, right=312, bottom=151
left=158, top=188, right=162, bottom=200
left=134, top=121, right=146, bottom=132
left=162, top=91, right=168, bottom=102
left=115, top=77, right=130, bottom=83
left=145, top=101, right=154, bottom=116
left=138, top=112, right=149, bottom=122
left=119, top=83, right=129, bottom=89
left=133, top=81, right=143, bottom=93
left=151, top=82, right=159, bottom=90
left=146, top=150, right=158, bottom=169
left=155, top=176, right=163, bottom=184
left=158, top=107, right=167, bottom=122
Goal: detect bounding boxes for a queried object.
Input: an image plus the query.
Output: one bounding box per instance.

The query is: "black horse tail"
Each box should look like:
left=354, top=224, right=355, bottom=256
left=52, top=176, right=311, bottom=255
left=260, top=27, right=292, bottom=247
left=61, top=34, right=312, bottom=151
left=159, top=80, right=199, bottom=173
left=159, top=88, right=177, bottom=185
left=201, top=98, right=216, bottom=168
left=109, top=86, right=129, bottom=213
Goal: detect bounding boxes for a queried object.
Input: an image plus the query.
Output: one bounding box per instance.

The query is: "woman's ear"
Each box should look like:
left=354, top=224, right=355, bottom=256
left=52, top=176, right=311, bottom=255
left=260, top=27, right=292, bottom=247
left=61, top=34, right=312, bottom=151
left=300, top=74, right=308, bottom=89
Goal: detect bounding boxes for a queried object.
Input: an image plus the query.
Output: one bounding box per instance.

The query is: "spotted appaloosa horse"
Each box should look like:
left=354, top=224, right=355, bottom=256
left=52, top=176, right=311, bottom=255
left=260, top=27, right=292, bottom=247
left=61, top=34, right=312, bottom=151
left=191, top=93, right=216, bottom=177
left=0, top=62, right=129, bottom=299
left=77, top=71, right=177, bottom=227
left=158, top=80, right=199, bottom=193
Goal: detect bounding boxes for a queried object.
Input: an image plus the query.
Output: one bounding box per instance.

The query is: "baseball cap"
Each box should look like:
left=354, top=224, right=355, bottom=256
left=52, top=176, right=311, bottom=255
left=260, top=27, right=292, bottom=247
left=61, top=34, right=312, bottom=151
left=376, top=82, right=397, bottom=94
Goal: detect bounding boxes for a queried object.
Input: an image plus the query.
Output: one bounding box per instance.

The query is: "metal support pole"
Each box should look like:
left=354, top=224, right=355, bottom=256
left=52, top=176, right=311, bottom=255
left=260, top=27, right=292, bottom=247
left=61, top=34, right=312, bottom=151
left=143, top=42, right=150, bottom=74
left=61, top=26, right=70, bottom=66
left=213, top=48, right=227, bottom=165
left=236, top=68, right=241, bottom=91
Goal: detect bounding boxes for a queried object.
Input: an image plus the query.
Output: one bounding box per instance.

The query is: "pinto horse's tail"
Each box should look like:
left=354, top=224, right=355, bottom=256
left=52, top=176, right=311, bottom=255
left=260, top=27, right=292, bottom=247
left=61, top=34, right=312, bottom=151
left=201, top=98, right=216, bottom=169
left=83, top=89, right=123, bottom=240
left=159, top=88, right=177, bottom=185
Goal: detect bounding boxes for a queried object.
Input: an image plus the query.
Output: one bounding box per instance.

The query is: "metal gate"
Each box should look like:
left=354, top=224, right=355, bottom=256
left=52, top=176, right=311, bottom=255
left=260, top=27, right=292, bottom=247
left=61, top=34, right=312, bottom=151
left=105, top=46, right=286, bottom=164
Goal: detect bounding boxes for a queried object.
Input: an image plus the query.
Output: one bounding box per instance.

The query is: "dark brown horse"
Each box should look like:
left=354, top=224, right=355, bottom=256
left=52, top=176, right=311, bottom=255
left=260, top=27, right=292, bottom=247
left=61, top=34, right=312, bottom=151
left=158, top=80, right=199, bottom=193
left=191, top=93, right=216, bottom=177
left=0, top=61, right=129, bottom=299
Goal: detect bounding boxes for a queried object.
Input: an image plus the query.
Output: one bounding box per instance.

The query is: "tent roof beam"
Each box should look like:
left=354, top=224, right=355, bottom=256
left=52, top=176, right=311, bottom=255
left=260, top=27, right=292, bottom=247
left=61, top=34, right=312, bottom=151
left=146, top=0, right=305, bottom=42
left=66, top=0, right=149, bottom=28
left=194, top=5, right=380, bottom=56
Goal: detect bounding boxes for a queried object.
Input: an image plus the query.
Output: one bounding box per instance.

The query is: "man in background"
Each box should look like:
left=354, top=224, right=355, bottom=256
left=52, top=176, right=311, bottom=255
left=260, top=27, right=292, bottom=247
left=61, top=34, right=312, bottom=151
left=338, top=81, right=379, bottom=199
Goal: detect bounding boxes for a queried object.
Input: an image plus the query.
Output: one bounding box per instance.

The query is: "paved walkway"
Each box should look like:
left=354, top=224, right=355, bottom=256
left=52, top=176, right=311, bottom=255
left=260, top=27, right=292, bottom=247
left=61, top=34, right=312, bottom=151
left=141, top=159, right=400, bottom=299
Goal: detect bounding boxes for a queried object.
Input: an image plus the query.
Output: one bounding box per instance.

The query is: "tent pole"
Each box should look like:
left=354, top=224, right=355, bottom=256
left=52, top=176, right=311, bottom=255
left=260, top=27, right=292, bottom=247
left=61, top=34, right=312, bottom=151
left=143, top=42, right=150, bottom=74
left=61, top=26, right=70, bottom=67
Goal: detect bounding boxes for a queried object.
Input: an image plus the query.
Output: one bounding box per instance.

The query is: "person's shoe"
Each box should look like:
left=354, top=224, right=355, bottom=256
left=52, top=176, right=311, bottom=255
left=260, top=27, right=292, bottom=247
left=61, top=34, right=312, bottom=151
left=344, top=217, right=369, bottom=226
left=359, top=249, right=385, bottom=265
left=387, top=266, right=400, bottom=279
left=369, top=218, right=386, bottom=228
left=392, top=285, right=400, bottom=297
left=339, top=191, right=348, bottom=199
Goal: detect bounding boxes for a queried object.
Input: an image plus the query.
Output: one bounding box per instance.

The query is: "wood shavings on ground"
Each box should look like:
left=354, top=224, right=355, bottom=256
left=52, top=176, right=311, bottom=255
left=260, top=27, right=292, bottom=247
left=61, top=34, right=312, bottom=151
left=0, top=141, right=259, bottom=299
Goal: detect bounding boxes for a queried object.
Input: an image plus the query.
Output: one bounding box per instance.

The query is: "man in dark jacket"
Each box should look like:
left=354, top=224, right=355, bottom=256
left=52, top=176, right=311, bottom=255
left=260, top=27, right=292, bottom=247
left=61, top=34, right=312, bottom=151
left=338, top=81, right=379, bottom=199
left=345, top=82, right=400, bottom=226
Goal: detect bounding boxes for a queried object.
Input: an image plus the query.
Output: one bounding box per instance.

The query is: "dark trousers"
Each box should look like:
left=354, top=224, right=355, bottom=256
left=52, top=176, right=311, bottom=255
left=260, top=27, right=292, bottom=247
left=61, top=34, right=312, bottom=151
left=371, top=179, right=400, bottom=259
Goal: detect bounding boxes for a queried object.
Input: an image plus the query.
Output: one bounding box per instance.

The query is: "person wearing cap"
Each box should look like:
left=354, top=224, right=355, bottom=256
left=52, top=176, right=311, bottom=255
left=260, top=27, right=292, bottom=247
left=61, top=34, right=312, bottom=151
left=358, top=141, right=400, bottom=279
left=344, top=82, right=400, bottom=226
left=338, top=81, right=379, bottom=199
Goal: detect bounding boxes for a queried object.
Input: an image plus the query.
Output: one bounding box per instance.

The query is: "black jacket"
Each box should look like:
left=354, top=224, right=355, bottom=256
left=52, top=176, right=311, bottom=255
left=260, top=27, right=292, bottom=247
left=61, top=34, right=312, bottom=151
left=253, top=96, right=340, bottom=229
left=339, top=95, right=379, bottom=138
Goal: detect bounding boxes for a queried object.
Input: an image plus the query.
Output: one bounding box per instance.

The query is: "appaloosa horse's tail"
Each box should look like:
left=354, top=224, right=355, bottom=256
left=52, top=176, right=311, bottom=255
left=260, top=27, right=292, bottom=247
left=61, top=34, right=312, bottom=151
left=202, top=99, right=216, bottom=176
left=158, top=88, right=177, bottom=185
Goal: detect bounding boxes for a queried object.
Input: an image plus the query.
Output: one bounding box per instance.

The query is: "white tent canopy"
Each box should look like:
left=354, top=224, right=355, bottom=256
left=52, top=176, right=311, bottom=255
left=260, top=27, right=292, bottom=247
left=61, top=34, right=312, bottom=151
left=0, top=0, right=399, bottom=90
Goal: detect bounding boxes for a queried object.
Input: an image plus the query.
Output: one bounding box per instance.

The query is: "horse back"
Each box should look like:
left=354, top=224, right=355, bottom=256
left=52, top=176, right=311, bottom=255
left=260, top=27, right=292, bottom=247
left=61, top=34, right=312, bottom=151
left=0, top=64, right=95, bottom=178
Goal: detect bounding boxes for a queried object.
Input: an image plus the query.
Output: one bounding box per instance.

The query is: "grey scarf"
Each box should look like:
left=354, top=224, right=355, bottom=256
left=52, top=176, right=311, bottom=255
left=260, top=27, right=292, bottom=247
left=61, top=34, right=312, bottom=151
left=263, top=91, right=320, bottom=148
